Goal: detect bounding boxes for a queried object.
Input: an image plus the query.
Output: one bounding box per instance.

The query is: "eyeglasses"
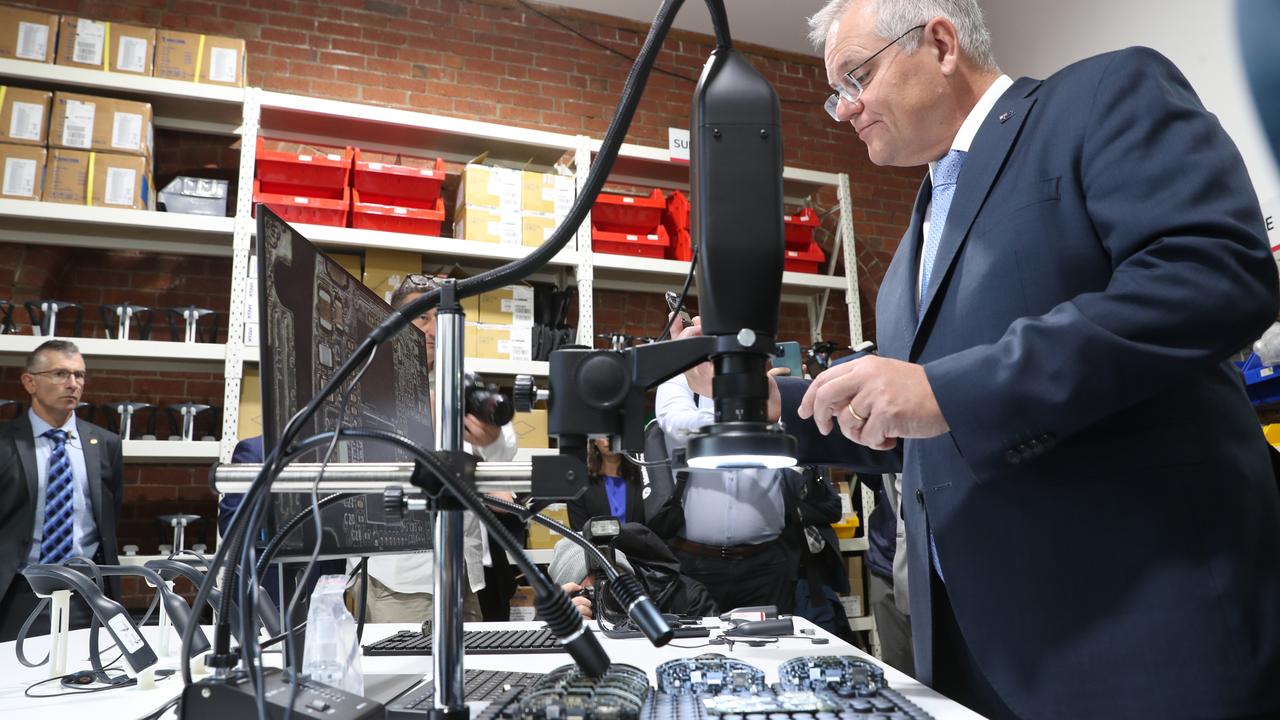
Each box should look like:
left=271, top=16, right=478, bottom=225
left=29, top=369, right=87, bottom=383
left=404, top=273, right=444, bottom=290
left=824, top=24, right=926, bottom=121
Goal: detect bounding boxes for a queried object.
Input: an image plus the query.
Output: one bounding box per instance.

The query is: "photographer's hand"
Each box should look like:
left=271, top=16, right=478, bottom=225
left=464, top=413, right=501, bottom=446
left=563, top=582, right=593, bottom=619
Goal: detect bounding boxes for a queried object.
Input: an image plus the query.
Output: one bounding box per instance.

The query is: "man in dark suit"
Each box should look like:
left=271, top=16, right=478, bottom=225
left=0, top=340, right=123, bottom=641
left=773, top=1, right=1280, bottom=718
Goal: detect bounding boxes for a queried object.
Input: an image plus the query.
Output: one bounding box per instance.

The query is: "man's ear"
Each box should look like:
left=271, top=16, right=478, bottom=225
left=925, top=17, right=962, bottom=75
left=20, top=373, right=36, bottom=395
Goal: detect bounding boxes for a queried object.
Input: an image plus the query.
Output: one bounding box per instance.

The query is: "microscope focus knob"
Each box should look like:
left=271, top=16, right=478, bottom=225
left=513, top=374, right=538, bottom=412
left=384, top=485, right=405, bottom=525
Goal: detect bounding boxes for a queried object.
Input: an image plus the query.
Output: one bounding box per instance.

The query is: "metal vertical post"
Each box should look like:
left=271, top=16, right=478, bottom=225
left=574, top=135, right=594, bottom=346
left=432, top=280, right=467, bottom=717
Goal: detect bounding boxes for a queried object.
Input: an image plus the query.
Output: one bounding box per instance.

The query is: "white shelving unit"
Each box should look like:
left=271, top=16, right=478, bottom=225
left=123, top=439, right=222, bottom=463
left=0, top=335, right=226, bottom=372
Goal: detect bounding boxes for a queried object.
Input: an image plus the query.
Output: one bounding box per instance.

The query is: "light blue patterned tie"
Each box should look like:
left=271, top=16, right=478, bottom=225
left=39, top=429, right=75, bottom=564
left=919, top=149, right=967, bottom=308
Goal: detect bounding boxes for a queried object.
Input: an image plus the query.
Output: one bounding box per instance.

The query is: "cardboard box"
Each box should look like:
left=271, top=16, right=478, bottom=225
left=44, top=149, right=151, bottom=209
left=521, top=170, right=574, bottom=217
left=844, top=556, right=866, bottom=617
left=527, top=503, right=569, bottom=549
left=455, top=204, right=521, bottom=245
left=154, top=30, right=246, bottom=87
left=325, top=252, right=362, bottom=283
left=456, top=163, right=521, bottom=212
left=0, top=6, right=57, bottom=63
left=513, top=408, right=550, bottom=449
left=0, top=143, right=45, bottom=200
left=55, top=17, right=156, bottom=75
left=49, top=92, right=153, bottom=157
left=522, top=212, right=558, bottom=248
left=237, top=366, right=262, bottom=437
left=0, top=86, right=51, bottom=146
left=362, top=248, right=420, bottom=304
left=466, top=322, right=532, bottom=362
left=462, top=285, right=534, bottom=326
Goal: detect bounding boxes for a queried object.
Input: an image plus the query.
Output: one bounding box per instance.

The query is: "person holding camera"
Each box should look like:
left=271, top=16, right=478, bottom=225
left=566, top=438, right=647, bottom=532
left=345, top=274, right=518, bottom=624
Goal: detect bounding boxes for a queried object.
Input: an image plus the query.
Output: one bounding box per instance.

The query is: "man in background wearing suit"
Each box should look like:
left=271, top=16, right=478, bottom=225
left=776, top=1, right=1280, bottom=718
left=0, top=340, right=124, bottom=641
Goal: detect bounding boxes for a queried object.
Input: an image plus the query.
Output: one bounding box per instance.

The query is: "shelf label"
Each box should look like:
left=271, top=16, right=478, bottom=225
left=668, top=127, right=690, bottom=163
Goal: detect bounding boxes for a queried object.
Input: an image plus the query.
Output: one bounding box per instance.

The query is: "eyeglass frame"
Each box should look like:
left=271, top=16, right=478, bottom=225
left=824, top=24, right=927, bottom=121
left=27, top=369, right=88, bottom=383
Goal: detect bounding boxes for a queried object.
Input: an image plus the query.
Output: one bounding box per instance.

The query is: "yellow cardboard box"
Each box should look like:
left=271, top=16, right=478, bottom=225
left=462, top=285, right=535, bottom=326
left=521, top=212, right=559, bottom=248
left=843, top=556, right=866, bottom=617
left=0, top=143, right=46, bottom=200
left=466, top=322, right=532, bottom=362
left=455, top=204, right=521, bottom=245
left=49, top=92, right=153, bottom=157
left=0, top=86, right=51, bottom=146
left=456, top=163, right=521, bottom=212
left=154, top=30, right=246, bottom=86
left=0, top=6, right=58, bottom=63
left=44, top=149, right=150, bottom=209
left=237, top=366, right=263, bottom=440
left=527, top=503, right=570, bottom=549
left=513, top=408, right=550, bottom=449
left=362, top=248, right=420, bottom=304
left=521, top=170, right=574, bottom=216
left=55, top=16, right=156, bottom=76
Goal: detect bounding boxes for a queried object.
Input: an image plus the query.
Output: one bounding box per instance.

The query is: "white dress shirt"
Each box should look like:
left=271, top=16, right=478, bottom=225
left=654, top=375, right=785, bottom=546
left=355, top=422, right=518, bottom=594
left=25, top=409, right=99, bottom=566
left=918, top=74, right=1014, bottom=297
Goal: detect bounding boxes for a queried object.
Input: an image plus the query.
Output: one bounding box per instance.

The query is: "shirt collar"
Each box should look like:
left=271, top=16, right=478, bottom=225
left=29, top=408, right=77, bottom=439
left=929, top=74, right=1014, bottom=180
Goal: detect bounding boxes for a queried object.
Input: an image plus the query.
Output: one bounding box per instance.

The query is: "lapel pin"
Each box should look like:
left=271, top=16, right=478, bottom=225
left=998, top=111, right=1013, bottom=123
left=90, top=438, right=98, bottom=445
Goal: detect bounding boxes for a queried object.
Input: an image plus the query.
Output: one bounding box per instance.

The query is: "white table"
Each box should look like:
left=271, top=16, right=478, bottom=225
left=0, top=619, right=986, bottom=719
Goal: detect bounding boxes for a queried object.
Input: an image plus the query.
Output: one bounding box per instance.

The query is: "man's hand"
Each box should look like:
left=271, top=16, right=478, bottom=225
left=463, top=414, right=501, bottom=447
left=562, top=582, right=592, bottom=619
left=797, top=355, right=948, bottom=450
left=765, top=366, right=787, bottom=422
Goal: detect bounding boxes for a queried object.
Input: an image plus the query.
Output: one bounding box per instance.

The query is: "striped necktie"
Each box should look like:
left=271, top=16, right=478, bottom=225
left=39, top=428, right=75, bottom=564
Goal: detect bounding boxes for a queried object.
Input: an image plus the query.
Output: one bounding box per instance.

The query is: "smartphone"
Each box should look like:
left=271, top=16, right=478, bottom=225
left=774, top=341, right=804, bottom=378
left=664, top=291, right=692, bottom=325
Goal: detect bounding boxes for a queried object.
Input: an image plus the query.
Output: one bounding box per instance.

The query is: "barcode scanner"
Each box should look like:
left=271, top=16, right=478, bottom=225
left=96, top=565, right=211, bottom=655
left=22, top=564, right=158, bottom=675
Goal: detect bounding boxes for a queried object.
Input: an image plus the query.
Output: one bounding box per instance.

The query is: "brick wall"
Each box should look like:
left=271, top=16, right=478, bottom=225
left=7, top=0, right=922, bottom=604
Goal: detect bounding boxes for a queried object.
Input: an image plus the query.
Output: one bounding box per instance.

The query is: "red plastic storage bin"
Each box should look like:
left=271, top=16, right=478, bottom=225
left=593, top=188, right=666, bottom=234
left=592, top=225, right=670, bottom=259
left=672, top=228, right=694, bottom=262
left=784, top=207, right=821, bottom=249
left=664, top=189, right=690, bottom=234
left=783, top=240, right=826, bottom=273
left=255, top=137, right=352, bottom=193
left=353, top=151, right=446, bottom=208
left=351, top=190, right=445, bottom=236
left=253, top=180, right=350, bottom=227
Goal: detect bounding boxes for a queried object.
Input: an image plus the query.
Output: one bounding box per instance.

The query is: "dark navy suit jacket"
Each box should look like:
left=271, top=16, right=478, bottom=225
left=786, top=48, right=1280, bottom=719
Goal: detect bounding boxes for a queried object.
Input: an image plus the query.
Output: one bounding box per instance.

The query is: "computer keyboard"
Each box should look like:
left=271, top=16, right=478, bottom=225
left=363, top=626, right=564, bottom=656
left=384, top=669, right=544, bottom=719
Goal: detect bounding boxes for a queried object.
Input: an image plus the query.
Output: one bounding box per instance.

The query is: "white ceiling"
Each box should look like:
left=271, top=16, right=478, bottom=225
left=532, top=0, right=833, bottom=57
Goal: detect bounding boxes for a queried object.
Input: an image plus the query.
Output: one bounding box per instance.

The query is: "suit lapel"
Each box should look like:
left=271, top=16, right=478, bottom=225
left=15, top=414, right=38, bottom=508
left=80, top=422, right=104, bottom=524
left=913, top=80, right=1041, bottom=352
left=879, top=175, right=932, bottom=360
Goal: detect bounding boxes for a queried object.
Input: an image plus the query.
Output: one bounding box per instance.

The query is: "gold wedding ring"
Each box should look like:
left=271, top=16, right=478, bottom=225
left=848, top=401, right=867, bottom=423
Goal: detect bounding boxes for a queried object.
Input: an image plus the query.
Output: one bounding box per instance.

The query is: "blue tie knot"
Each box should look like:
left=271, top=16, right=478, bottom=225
left=934, top=149, right=966, bottom=188
left=43, top=428, right=68, bottom=445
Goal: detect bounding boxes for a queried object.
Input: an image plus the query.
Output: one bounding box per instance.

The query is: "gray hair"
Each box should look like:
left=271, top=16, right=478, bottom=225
left=807, top=0, right=998, bottom=71
left=25, top=339, right=81, bottom=372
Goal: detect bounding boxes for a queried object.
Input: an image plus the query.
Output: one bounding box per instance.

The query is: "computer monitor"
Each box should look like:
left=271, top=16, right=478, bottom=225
left=256, top=206, right=434, bottom=560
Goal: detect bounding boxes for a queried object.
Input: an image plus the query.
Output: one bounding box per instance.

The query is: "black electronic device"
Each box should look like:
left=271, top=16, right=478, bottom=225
left=384, top=669, right=544, bottom=719
left=773, top=340, right=804, bottom=378
left=776, top=655, right=886, bottom=697
left=724, top=617, right=794, bottom=637
left=519, top=663, right=649, bottom=720
left=362, top=627, right=565, bottom=656
left=465, top=371, right=513, bottom=426
left=655, top=654, right=768, bottom=695
left=180, top=667, right=384, bottom=720
left=256, top=206, right=435, bottom=560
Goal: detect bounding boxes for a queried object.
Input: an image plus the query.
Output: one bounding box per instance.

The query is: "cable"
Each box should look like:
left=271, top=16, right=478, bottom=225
left=191, top=0, right=689, bottom=689
left=252, top=493, right=346, bottom=580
